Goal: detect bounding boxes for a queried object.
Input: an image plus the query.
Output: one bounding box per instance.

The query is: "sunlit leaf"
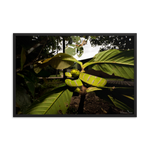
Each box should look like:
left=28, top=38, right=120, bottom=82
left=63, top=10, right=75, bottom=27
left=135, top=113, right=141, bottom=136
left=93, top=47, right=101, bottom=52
left=26, top=84, right=73, bottom=114
left=41, top=53, right=83, bottom=69
left=83, top=49, right=134, bottom=79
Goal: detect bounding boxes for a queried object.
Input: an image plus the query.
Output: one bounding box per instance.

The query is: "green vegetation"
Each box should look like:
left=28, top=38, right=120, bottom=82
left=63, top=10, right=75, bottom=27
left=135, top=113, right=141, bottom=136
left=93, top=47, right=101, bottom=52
left=15, top=35, right=135, bottom=115
left=25, top=50, right=134, bottom=115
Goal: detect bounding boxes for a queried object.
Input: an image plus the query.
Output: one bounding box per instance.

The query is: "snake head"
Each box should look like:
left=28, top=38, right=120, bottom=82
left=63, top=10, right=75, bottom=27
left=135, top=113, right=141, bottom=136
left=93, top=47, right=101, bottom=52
left=70, top=69, right=80, bottom=79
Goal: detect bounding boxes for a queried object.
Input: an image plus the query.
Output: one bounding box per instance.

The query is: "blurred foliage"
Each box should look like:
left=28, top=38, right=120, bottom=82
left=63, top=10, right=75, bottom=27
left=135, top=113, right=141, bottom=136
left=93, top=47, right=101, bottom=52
left=89, top=35, right=134, bottom=52
left=41, top=79, right=63, bottom=89
left=65, top=35, right=134, bottom=57
left=65, top=36, right=87, bottom=57
left=16, top=84, right=32, bottom=114
left=16, top=35, right=67, bottom=114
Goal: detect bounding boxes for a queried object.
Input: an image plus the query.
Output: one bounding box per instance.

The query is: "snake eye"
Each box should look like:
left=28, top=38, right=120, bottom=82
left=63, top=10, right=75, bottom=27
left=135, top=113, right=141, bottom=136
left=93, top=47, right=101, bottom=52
left=71, top=69, right=80, bottom=78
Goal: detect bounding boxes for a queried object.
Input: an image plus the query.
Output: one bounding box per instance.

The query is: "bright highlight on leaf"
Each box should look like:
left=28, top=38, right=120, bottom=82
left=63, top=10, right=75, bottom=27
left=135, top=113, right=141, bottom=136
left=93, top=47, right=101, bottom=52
left=41, top=53, right=83, bottom=69
left=83, top=49, right=134, bottom=79
left=26, top=84, right=73, bottom=115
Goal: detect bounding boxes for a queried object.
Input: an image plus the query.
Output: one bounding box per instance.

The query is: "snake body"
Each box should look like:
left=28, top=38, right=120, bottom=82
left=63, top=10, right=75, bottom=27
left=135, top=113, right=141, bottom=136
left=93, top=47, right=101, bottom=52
left=65, top=78, right=83, bottom=87
left=65, top=70, right=107, bottom=92
left=79, top=72, right=107, bottom=87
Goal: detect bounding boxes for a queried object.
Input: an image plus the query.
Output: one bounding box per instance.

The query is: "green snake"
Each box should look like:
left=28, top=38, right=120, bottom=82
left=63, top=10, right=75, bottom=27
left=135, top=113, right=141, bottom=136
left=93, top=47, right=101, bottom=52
left=65, top=69, right=107, bottom=93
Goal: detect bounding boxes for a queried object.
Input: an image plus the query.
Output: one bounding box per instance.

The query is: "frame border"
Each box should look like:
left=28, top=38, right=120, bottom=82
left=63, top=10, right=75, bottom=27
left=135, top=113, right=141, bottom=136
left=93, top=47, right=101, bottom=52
left=13, top=33, right=137, bottom=117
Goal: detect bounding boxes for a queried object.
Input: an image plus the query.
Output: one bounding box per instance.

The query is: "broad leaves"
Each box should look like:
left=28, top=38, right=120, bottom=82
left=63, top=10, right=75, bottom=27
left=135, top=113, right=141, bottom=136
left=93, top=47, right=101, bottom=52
left=26, top=84, right=73, bottom=114
left=40, top=53, right=82, bottom=70
left=83, top=49, right=134, bottom=79
left=50, top=53, right=81, bottom=69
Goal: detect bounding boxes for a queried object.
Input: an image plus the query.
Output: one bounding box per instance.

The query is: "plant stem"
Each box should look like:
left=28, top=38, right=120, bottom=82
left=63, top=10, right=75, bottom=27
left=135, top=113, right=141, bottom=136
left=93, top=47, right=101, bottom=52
left=77, top=85, right=87, bottom=114
left=77, top=94, right=85, bottom=114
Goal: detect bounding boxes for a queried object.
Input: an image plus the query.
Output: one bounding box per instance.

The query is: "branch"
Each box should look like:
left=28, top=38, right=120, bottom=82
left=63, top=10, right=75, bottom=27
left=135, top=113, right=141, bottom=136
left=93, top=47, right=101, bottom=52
left=79, top=85, right=87, bottom=95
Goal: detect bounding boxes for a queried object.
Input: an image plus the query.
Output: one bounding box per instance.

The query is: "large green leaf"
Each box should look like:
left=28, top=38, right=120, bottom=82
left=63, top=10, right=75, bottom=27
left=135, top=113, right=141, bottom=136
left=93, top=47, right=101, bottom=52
left=83, top=49, right=134, bottom=79
left=26, top=84, right=73, bottom=115
left=41, top=53, right=83, bottom=69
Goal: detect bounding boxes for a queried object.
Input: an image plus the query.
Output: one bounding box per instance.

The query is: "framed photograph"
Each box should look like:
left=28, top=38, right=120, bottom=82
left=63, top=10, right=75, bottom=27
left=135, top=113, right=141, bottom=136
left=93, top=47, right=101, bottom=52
left=13, top=33, right=137, bottom=117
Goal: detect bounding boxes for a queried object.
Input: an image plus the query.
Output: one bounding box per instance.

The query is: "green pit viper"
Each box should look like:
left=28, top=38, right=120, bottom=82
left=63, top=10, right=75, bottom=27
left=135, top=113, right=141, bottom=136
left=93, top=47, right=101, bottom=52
left=65, top=69, right=107, bottom=93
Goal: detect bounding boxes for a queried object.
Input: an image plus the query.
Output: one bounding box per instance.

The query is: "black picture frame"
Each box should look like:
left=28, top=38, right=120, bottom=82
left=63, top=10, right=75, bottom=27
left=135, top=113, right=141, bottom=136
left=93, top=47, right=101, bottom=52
left=10, top=30, right=139, bottom=120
